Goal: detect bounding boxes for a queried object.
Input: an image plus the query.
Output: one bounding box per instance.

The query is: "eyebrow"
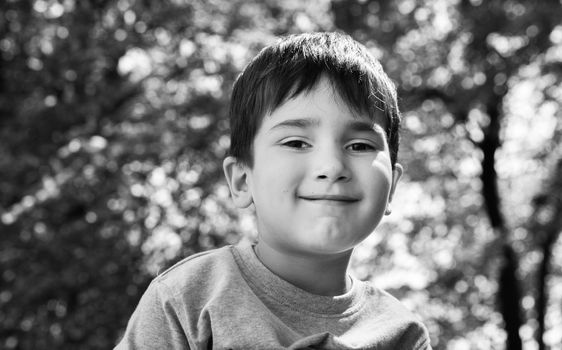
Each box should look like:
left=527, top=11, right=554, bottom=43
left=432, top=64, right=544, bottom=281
left=350, top=120, right=387, bottom=143
left=268, top=117, right=387, bottom=141
left=268, top=118, right=320, bottom=131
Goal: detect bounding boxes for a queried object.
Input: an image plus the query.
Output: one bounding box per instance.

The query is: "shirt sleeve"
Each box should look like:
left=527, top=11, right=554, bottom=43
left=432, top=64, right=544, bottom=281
left=412, top=321, right=432, bottom=350
left=114, top=280, right=190, bottom=350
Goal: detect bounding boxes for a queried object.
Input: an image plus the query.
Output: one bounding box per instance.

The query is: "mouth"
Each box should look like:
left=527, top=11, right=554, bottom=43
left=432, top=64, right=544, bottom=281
left=299, top=194, right=360, bottom=204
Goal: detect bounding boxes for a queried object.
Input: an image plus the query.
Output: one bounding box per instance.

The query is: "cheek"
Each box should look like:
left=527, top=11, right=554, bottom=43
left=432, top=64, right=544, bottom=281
left=248, top=164, right=294, bottom=201
left=362, top=165, right=393, bottom=204
left=370, top=154, right=393, bottom=185
left=370, top=152, right=393, bottom=173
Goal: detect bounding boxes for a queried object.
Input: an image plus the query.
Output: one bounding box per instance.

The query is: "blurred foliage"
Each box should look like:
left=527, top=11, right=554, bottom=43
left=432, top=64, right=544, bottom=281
left=0, top=0, right=561, bottom=349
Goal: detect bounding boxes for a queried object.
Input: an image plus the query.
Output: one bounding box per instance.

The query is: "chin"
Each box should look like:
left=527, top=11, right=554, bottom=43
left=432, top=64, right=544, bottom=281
left=306, top=229, right=369, bottom=252
left=300, top=239, right=358, bottom=256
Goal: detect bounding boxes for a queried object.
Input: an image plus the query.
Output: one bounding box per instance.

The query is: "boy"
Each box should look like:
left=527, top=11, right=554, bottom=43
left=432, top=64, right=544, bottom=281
left=116, top=32, right=431, bottom=349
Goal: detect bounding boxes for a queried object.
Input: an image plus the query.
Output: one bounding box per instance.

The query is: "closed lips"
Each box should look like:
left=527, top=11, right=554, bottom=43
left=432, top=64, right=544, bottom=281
left=299, top=195, right=359, bottom=202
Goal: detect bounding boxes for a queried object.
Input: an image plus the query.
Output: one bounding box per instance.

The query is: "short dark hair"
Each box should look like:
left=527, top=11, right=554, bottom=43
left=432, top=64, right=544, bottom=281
left=228, top=32, right=401, bottom=168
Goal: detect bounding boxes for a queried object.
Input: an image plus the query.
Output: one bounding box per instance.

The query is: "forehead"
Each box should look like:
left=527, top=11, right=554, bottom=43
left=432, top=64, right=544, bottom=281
left=263, top=76, right=388, bottom=130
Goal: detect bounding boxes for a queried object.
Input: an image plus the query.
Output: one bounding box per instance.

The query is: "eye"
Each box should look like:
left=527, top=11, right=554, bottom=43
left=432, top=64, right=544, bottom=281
left=282, top=139, right=311, bottom=149
left=346, top=142, right=375, bottom=152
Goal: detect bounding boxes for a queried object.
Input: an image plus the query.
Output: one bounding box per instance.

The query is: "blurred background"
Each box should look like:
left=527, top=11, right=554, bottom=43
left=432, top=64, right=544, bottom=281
left=1, top=0, right=561, bottom=349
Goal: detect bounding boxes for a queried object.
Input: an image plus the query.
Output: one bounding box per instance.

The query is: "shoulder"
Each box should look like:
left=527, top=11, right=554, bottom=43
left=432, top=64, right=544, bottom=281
left=361, top=282, right=431, bottom=348
left=118, top=245, right=247, bottom=349
left=362, top=282, right=416, bottom=318
left=152, top=245, right=237, bottom=298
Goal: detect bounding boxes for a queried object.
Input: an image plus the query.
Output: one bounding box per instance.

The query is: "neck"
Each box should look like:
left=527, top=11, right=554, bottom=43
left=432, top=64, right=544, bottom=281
left=254, top=242, right=353, bottom=296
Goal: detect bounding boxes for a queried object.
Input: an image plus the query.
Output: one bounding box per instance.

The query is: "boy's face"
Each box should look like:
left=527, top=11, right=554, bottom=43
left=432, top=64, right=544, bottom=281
left=225, top=76, right=401, bottom=257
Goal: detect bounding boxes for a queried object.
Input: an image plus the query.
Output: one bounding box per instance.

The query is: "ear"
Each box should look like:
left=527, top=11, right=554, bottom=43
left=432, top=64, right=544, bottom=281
left=385, top=163, right=403, bottom=216
left=223, top=156, right=253, bottom=208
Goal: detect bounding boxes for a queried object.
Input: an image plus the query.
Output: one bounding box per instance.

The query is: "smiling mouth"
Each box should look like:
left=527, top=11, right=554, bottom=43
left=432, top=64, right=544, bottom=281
left=299, top=195, right=359, bottom=203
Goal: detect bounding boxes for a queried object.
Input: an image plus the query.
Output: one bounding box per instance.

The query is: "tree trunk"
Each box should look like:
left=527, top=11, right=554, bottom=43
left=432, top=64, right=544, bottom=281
left=480, top=100, right=523, bottom=350
left=537, top=237, right=553, bottom=350
left=535, top=159, right=562, bottom=350
left=498, top=245, right=523, bottom=350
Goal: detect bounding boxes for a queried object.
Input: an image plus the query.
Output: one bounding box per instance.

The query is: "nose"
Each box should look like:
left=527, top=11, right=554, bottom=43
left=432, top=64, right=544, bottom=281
left=313, top=145, right=351, bottom=182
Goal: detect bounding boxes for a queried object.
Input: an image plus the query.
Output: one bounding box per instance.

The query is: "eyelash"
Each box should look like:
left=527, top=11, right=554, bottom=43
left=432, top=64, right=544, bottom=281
left=346, top=142, right=375, bottom=152
left=282, top=140, right=311, bottom=149
left=281, top=140, right=376, bottom=152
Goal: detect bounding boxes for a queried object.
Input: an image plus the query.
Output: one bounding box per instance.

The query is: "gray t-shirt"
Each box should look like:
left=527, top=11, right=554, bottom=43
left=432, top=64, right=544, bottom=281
left=115, top=241, right=431, bottom=349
